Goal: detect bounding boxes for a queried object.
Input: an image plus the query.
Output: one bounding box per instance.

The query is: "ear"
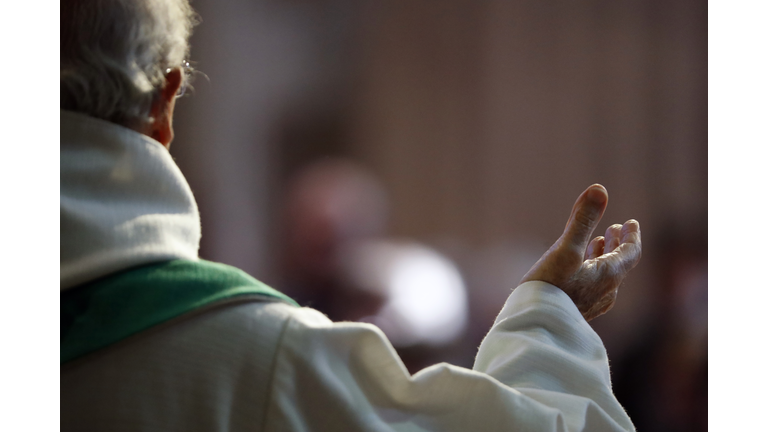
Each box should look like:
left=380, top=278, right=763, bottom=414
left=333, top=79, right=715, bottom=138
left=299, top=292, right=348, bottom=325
left=148, top=67, right=183, bottom=148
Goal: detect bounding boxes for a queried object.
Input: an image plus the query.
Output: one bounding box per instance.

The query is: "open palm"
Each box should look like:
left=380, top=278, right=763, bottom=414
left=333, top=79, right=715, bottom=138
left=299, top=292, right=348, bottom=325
left=521, top=184, right=642, bottom=321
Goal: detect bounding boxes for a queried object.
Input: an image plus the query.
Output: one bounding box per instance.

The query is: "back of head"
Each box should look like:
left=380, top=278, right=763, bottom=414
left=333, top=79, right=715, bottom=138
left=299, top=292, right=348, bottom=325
left=61, top=0, right=197, bottom=130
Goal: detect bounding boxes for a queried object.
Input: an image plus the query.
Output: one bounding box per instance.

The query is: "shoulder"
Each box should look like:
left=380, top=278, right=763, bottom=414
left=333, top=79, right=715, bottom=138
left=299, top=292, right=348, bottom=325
left=61, top=300, right=309, bottom=431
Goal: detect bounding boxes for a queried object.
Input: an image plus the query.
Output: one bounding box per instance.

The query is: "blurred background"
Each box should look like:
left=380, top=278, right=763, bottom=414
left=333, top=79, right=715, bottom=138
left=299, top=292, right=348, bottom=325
left=171, top=1, right=707, bottom=431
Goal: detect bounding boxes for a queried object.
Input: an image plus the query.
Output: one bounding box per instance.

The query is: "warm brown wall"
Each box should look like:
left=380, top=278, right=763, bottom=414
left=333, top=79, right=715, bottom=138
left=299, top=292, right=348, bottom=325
left=351, top=0, right=706, bottom=245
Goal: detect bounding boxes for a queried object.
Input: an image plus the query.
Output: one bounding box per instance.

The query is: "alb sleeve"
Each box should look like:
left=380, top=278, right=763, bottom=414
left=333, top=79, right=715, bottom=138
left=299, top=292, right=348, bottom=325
left=473, top=281, right=634, bottom=431
left=261, top=281, right=634, bottom=432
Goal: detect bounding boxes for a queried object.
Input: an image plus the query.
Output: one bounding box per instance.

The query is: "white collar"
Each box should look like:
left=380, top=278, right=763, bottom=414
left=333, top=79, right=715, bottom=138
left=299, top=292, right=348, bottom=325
left=60, top=110, right=201, bottom=290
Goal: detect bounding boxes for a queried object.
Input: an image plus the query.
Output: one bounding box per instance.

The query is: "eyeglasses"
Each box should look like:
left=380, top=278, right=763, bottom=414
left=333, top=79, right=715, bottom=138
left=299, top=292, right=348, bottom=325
left=166, top=60, right=193, bottom=98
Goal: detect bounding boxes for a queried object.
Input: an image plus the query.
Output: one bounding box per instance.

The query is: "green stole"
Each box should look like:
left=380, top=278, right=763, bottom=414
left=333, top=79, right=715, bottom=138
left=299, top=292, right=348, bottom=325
left=61, top=259, right=297, bottom=365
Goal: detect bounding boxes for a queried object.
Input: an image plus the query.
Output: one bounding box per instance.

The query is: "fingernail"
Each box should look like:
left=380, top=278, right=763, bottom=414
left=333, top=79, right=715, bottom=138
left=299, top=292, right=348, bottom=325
left=587, top=185, right=607, bottom=205
left=624, top=219, right=639, bottom=230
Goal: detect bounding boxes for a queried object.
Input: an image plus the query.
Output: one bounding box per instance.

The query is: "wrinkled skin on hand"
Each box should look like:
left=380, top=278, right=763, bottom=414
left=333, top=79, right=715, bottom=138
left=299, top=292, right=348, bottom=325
left=521, top=184, right=642, bottom=322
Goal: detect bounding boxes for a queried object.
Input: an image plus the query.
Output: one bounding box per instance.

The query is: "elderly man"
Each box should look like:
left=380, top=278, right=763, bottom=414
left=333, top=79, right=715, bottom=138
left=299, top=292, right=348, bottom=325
left=60, top=0, right=642, bottom=431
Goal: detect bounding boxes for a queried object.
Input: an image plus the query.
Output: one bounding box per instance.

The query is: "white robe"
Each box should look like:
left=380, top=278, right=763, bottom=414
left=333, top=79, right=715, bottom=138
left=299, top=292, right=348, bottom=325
left=60, top=110, right=635, bottom=432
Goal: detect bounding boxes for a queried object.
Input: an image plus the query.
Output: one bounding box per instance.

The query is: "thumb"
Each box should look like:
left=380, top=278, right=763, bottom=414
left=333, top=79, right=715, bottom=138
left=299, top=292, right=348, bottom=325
left=561, top=184, right=608, bottom=256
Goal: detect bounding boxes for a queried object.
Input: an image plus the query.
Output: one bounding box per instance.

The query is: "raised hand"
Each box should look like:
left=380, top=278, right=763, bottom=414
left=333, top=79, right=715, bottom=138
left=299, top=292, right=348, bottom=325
left=520, top=184, right=642, bottom=321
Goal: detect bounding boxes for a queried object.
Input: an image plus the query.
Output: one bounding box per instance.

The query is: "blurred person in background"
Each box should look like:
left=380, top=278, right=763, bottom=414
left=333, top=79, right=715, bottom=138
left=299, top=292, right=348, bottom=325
left=278, top=159, right=470, bottom=373
left=278, top=158, right=390, bottom=322
left=61, top=0, right=644, bottom=430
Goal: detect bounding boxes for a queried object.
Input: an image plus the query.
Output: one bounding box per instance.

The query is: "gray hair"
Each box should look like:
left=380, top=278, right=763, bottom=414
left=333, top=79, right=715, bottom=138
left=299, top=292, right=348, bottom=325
left=61, top=0, right=198, bottom=129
